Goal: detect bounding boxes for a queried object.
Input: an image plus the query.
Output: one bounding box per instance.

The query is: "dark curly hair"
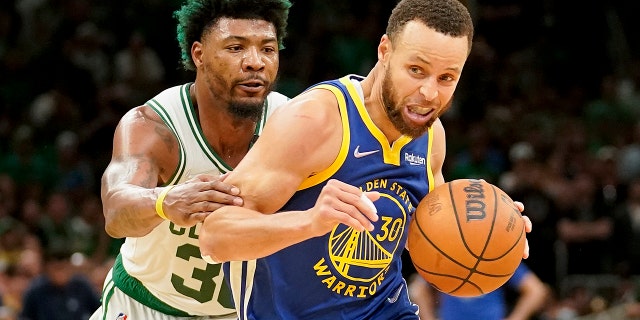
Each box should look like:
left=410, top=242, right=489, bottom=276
left=174, top=0, right=292, bottom=71
left=386, top=0, right=474, bottom=53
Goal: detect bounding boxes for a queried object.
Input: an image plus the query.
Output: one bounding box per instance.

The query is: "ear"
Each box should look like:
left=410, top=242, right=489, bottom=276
left=191, top=41, right=203, bottom=68
left=378, top=34, right=391, bottom=62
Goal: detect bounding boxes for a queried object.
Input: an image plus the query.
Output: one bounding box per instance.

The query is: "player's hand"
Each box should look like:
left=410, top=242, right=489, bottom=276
left=308, top=179, right=380, bottom=237
left=160, top=174, right=243, bottom=226
left=514, top=201, right=531, bottom=259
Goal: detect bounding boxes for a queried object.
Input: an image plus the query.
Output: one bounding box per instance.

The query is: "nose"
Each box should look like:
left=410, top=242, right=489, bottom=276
left=242, top=47, right=265, bottom=72
left=419, top=78, right=438, bottom=102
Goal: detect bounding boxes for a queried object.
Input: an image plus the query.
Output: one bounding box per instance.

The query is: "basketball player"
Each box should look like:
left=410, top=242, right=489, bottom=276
left=408, top=263, right=548, bottom=320
left=90, top=0, right=291, bottom=319
left=199, top=0, right=531, bottom=319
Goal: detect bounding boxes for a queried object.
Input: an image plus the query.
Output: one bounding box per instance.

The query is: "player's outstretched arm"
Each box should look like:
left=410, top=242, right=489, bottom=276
left=199, top=90, right=379, bottom=263
left=101, top=106, right=242, bottom=238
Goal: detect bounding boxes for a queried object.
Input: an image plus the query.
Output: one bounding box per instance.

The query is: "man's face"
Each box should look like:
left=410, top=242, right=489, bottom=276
left=197, top=18, right=279, bottom=121
left=380, top=21, right=468, bottom=137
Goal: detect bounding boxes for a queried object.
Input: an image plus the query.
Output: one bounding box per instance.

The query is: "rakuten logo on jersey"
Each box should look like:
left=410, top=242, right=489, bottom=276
left=404, top=152, right=426, bottom=166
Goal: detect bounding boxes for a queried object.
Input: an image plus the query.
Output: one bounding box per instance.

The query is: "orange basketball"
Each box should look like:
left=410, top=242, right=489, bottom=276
left=407, top=179, right=525, bottom=297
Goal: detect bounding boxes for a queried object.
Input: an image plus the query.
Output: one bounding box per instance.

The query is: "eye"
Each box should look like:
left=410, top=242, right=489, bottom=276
left=409, top=66, right=422, bottom=74
left=227, top=45, right=243, bottom=52
left=439, top=74, right=455, bottom=82
left=263, top=46, right=277, bottom=53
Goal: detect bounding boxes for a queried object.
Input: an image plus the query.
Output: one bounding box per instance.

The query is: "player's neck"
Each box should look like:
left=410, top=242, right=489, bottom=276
left=201, top=114, right=256, bottom=167
left=190, top=83, right=258, bottom=167
left=361, top=65, right=404, bottom=144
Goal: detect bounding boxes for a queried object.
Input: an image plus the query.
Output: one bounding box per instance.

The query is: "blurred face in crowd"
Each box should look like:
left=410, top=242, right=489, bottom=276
left=47, top=257, right=73, bottom=286
left=378, top=20, right=468, bottom=137
left=193, top=18, right=279, bottom=121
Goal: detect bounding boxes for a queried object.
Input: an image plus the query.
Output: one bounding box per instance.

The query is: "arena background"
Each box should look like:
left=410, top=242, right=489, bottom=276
left=0, top=0, right=639, bottom=319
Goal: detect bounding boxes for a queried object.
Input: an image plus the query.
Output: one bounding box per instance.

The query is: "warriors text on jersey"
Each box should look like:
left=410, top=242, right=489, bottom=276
left=108, top=83, right=288, bottom=316
left=227, top=75, right=436, bottom=319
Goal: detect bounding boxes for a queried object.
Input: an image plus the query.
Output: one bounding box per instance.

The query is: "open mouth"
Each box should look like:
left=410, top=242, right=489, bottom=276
left=408, top=105, right=433, bottom=116
left=406, top=105, right=435, bottom=124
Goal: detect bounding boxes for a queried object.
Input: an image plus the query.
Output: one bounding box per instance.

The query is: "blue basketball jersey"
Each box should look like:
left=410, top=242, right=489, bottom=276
left=438, top=263, right=532, bottom=320
left=227, top=75, right=435, bottom=320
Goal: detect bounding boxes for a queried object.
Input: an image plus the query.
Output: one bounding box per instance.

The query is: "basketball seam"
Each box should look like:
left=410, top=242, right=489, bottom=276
left=409, top=180, right=524, bottom=297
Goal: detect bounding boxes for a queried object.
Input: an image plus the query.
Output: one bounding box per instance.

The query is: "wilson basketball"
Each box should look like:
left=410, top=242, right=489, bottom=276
left=407, top=179, right=525, bottom=297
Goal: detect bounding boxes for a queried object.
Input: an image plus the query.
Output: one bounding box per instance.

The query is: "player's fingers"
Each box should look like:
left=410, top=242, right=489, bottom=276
left=323, top=196, right=375, bottom=232
left=189, top=212, right=210, bottom=224
left=206, top=179, right=241, bottom=196
left=337, top=212, right=372, bottom=232
left=363, top=191, right=381, bottom=202
left=194, top=173, right=230, bottom=182
left=320, top=179, right=377, bottom=230
left=359, top=192, right=379, bottom=222
left=199, top=190, right=243, bottom=206
left=523, top=239, right=530, bottom=259
left=332, top=190, right=378, bottom=223
left=189, top=175, right=240, bottom=195
left=342, top=195, right=377, bottom=231
left=194, top=199, right=238, bottom=212
left=513, top=201, right=524, bottom=212
left=522, top=215, right=532, bottom=233
left=171, top=212, right=208, bottom=227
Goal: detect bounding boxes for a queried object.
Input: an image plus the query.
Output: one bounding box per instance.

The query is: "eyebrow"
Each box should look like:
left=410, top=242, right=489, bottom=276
left=225, top=35, right=278, bottom=44
left=414, top=56, right=462, bottom=73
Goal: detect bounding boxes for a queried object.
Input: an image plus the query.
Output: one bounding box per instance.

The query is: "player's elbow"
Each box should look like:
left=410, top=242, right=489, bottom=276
left=102, top=206, right=124, bottom=238
left=104, top=223, right=121, bottom=238
left=199, top=229, right=229, bottom=264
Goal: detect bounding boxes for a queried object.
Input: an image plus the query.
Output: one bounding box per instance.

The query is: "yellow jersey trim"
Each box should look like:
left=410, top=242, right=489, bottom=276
left=339, top=77, right=412, bottom=166
left=426, top=126, right=435, bottom=192
left=298, top=84, right=350, bottom=190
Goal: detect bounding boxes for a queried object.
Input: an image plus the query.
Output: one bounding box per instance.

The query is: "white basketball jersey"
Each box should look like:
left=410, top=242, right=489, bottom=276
left=113, top=83, right=288, bottom=316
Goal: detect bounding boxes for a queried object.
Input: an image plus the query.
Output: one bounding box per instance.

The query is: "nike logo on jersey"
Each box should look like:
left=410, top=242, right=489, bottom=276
left=354, top=145, right=380, bottom=158
left=387, top=284, right=404, bottom=303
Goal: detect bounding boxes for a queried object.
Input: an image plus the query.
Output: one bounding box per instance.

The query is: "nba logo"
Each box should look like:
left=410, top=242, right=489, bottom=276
left=116, top=313, right=128, bottom=320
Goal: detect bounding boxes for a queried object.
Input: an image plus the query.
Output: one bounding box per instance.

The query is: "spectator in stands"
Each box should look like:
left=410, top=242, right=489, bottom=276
left=499, top=142, right=558, bottom=285
left=19, top=249, right=99, bottom=320
left=112, top=30, right=165, bottom=107
left=556, top=173, right=614, bottom=275
left=447, top=122, right=507, bottom=183
left=612, top=177, right=640, bottom=276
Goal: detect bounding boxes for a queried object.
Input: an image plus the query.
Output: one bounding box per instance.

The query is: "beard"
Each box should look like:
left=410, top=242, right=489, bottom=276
left=203, top=61, right=274, bottom=122
left=226, top=76, right=275, bottom=122
left=381, top=69, right=432, bottom=138
left=228, top=98, right=266, bottom=122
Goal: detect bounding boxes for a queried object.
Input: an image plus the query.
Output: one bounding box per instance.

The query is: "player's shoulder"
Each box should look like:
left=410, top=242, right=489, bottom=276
left=118, top=104, right=163, bottom=130
left=137, top=83, right=191, bottom=124
left=431, top=118, right=445, bottom=139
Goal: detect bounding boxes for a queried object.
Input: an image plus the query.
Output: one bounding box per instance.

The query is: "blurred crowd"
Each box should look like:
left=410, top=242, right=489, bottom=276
left=0, top=0, right=639, bottom=319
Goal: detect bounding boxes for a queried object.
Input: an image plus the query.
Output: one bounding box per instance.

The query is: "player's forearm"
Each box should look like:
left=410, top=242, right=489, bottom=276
left=102, top=185, right=164, bottom=238
left=199, top=206, right=315, bottom=263
left=507, top=281, right=548, bottom=320
left=506, top=300, right=541, bottom=320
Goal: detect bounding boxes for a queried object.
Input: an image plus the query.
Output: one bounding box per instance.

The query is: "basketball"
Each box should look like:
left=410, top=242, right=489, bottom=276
left=407, top=179, right=525, bottom=297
